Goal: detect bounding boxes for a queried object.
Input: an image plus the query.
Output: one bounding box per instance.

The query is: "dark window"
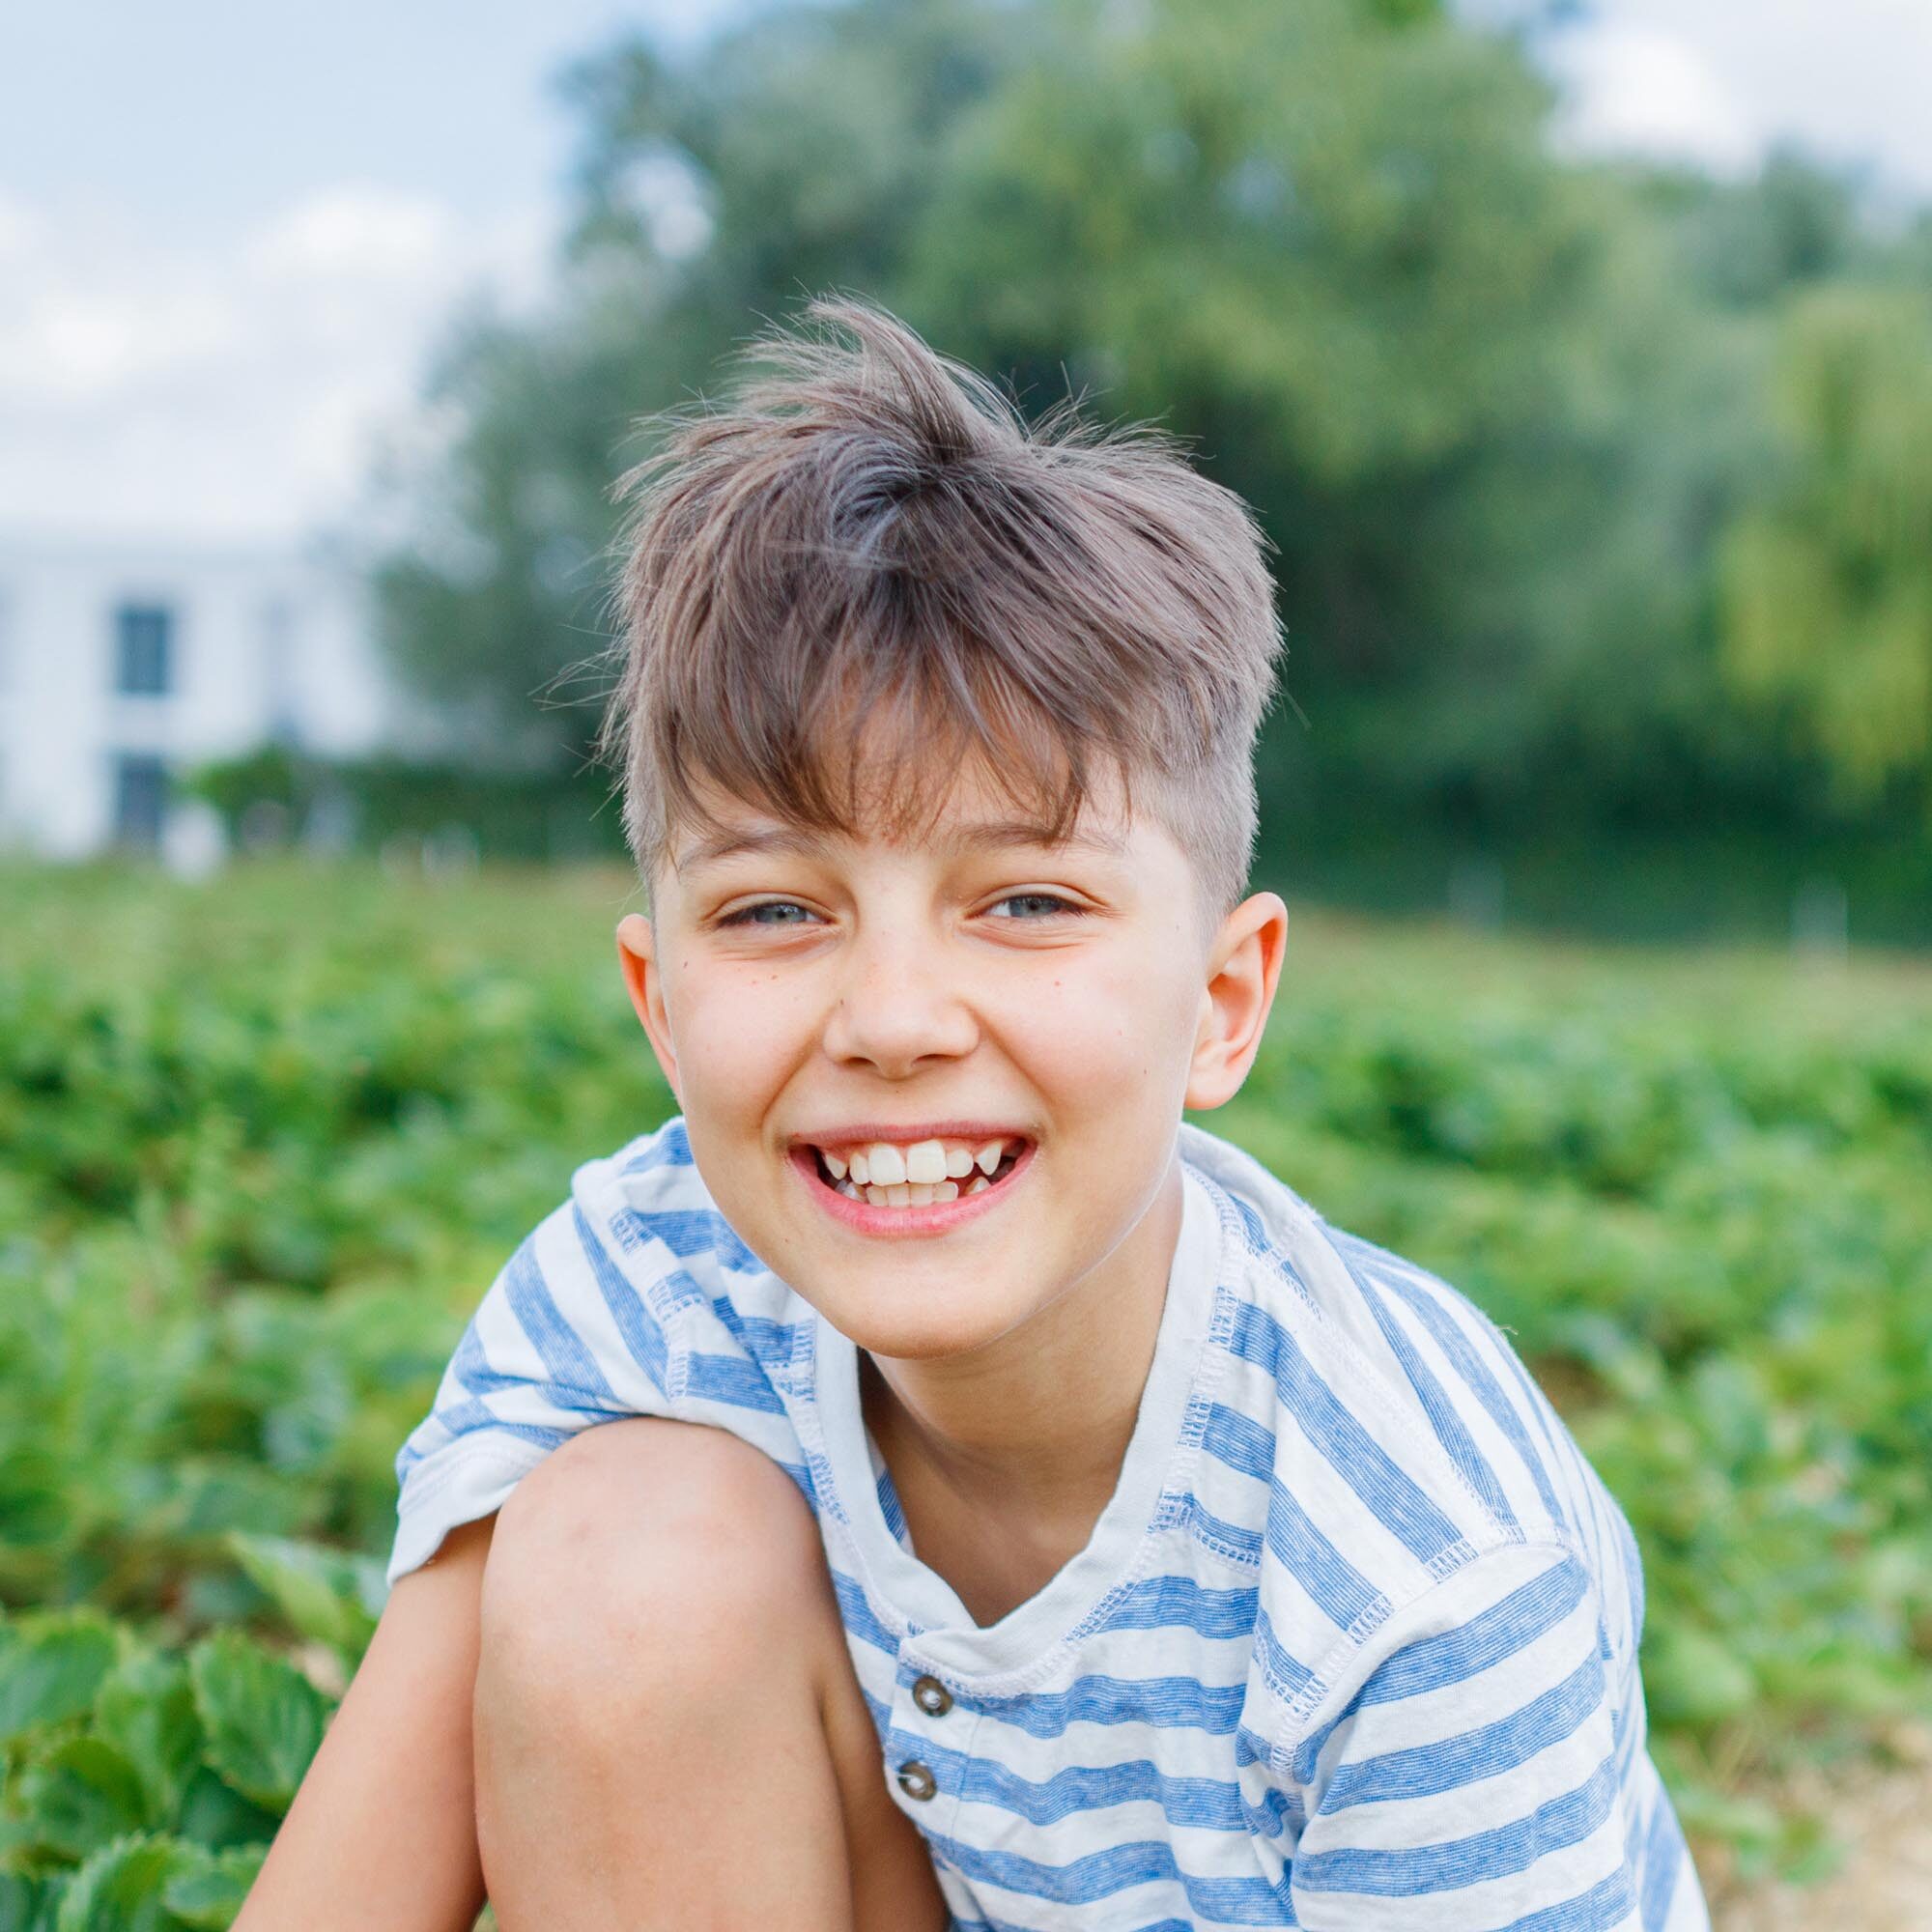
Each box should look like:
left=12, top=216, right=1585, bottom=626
left=113, top=753, right=169, bottom=850
left=115, top=604, right=175, bottom=696
left=260, top=596, right=300, bottom=743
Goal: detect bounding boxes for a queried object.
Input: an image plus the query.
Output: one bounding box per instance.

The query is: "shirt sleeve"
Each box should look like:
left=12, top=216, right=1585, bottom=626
left=1285, top=1541, right=1648, bottom=1932
left=384, top=1180, right=691, bottom=1585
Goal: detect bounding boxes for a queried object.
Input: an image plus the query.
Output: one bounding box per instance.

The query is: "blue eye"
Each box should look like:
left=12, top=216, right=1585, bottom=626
left=988, top=893, right=1080, bottom=920
left=719, top=893, right=1082, bottom=931
left=721, top=900, right=816, bottom=927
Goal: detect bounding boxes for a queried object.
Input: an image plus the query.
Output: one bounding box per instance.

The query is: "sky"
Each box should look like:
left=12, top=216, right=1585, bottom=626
left=5, top=0, right=1932, bottom=546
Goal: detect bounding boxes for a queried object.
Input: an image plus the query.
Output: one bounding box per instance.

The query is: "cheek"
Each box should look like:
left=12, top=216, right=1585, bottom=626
left=1001, top=951, right=1200, bottom=1110
left=665, top=961, right=813, bottom=1123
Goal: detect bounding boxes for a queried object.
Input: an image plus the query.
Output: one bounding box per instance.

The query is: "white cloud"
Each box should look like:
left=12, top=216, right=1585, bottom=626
left=1545, top=22, right=1759, bottom=176
left=2, top=276, right=240, bottom=406
left=0, top=192, right=39, bottom=262
left=9, top=0, right=1932, bottom=546
left=250, top=186, right=457, bottom=283
left=607, top=149, right=715, bottom=263
left=0, top=185, right=551, bottom=541
left=1542, top=0, right=1932, bottom=195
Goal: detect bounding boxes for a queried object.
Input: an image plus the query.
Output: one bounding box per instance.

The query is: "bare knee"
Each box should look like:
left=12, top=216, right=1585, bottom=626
left=477, top=1419, right=830, bottom=1728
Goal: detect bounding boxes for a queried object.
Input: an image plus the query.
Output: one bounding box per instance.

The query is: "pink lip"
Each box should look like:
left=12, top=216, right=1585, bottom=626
left=786, top=1141, right=1037, bottom=1239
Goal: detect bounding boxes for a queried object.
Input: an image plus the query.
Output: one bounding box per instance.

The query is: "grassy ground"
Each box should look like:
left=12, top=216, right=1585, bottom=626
left=3, top=858, right=1929, bottom=1922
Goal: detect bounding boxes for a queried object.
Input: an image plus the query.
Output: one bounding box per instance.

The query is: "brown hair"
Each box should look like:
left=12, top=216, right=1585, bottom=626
left=604, top=295, right=1284, bottom=915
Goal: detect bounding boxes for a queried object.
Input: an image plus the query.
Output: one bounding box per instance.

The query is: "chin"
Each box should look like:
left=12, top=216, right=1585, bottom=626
left=809, top=1275, right=1042, bottom=1363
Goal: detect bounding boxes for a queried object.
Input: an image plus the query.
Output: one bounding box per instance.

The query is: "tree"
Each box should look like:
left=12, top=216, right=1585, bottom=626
left=1720, top=286, right=1932, bottom=822
left=892, top=0, right=1751, bottom=829
left=369, top=0, right=1910, bottom=857
left=374, top=0, right=1035, bottom=765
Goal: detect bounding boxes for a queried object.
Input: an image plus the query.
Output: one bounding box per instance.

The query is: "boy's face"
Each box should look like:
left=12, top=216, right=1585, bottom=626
left=616, top=762, right=1286, bottom=1364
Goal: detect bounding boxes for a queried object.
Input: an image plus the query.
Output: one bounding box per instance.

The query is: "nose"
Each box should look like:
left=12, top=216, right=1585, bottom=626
left=819, top=919, right=978, bottom=1079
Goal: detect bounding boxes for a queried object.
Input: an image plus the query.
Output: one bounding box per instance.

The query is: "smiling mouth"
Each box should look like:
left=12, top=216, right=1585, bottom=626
left=803, top=1134, right=1028, bottom=1210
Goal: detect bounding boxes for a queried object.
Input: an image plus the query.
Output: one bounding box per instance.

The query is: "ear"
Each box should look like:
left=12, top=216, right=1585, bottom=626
left=1184, top=891, right=1288, bottom=1112
left=615, top=911, right=680, bottom=1099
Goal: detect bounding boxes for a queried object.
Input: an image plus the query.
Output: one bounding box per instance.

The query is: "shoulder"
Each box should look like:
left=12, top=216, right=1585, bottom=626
left=570, top=1118, right=802, bottom=1322
left=1182, top=1123, right=1624, bottom=1559
left=1178, top=1126, right=1646, bottom=1735
left=386, top=1117, right=810, bottom=1585
left=1299, top=1215, right=1647, bottom=1664
left=567, top=1116, right=820, bottom=1407
left=572, top=1119, right=751, bottom=1274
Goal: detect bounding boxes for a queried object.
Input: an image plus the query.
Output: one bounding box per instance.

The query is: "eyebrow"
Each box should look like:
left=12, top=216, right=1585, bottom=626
left=672, top=817, right=1130, bottom=874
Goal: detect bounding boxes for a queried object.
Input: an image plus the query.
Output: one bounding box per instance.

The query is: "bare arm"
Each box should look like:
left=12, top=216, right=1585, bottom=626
left=234, top=1516, right=496, bottom=1932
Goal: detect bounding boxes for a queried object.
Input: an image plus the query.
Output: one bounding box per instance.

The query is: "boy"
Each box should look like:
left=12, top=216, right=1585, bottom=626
left=241, top=298, right=1707, bottom=1931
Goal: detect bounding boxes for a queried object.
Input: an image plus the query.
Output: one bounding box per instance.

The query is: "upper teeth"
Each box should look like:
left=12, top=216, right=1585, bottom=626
left=824, top=1137, right=1015, bottom=1191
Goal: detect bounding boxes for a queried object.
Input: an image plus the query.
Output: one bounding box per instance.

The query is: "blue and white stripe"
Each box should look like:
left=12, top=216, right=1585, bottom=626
left=391, top=1119, right=1707, bottom=1931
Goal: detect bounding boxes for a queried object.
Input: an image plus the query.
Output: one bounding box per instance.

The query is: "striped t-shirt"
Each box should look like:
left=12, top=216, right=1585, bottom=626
left=390, top=1117, right=1708, bottom=1932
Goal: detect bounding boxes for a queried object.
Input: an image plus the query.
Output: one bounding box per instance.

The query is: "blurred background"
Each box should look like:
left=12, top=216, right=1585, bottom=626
left=3, top=3, right=1929, bottom=1927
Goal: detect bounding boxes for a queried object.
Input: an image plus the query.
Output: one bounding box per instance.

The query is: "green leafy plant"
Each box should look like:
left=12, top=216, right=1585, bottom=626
left=0, top=1609, right=312, bottom=1928
left=3, top=858, right=1929, bottom=1918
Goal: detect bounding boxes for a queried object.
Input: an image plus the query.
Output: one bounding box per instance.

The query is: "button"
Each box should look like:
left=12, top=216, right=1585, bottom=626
left=896, top=1759, right=937, bottom=1802
left=912, top=1674, right=953, bottom=1717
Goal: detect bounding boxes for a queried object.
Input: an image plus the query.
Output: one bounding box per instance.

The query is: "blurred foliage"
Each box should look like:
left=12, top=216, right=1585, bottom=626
left=182, top=750, right=622, bottom=867
left=3, top=858, right=1929, bottom=1918
left=368, top=0, right=1932, bottom=869
left=1720, top=286, right=1932, bottom=813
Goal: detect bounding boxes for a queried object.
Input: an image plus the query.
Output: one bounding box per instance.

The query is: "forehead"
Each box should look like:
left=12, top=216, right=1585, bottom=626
left=668, top=757, right=1138, bottom=876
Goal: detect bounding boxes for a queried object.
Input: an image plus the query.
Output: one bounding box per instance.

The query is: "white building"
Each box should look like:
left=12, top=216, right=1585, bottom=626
left=0, top=529, right=408, bottom=866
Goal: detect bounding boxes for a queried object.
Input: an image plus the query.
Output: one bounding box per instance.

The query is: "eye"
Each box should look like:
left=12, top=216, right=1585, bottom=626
left=718, top=898, right=820, bottom=928
left=984, top=892, right=1084, bottom=921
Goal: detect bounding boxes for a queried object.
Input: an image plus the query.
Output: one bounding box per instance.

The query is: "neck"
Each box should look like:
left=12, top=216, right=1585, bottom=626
left=863, top=1156, right=1186, bottom=1527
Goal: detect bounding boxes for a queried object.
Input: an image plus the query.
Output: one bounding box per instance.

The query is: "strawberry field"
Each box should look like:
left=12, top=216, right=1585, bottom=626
left=3, top=860, right=1929, bottom=1926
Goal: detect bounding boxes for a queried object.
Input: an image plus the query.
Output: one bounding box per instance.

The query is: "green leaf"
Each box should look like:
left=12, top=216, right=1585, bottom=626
left=0, top=1447, right=67, bottom=1549
left=12, top=1738, right=151, bottom=1863
left=92, top=1654, right=202, bottom=1831
left=226, top=1533, right=383, bottom=1660
left=1643, top=1623, right=1757, bottom=1728
left=0, top=1617, right=120, bottom=1746
left=52, top=1834, right=197, bottom=1932
left=160, top=1845, right=266, bottom=1930
left=0, top=1872, right=59, bottom=1932
left=186, top=1634, right=326, bottom=1814
left=1665, top=1783, right=1782, bottom=1860
left=172, top=1770, right=280, bottom=1854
